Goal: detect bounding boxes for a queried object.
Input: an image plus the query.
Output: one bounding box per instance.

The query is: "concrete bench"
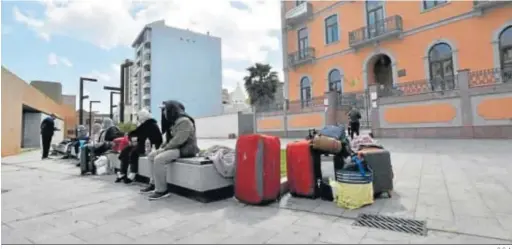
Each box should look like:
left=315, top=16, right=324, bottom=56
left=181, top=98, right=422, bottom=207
left=138, top=156, right=234, bottom=203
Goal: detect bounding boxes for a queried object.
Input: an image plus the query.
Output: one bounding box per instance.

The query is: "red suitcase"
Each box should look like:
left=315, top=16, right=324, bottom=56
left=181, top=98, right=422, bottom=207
left=286, top=140, right=318, bottom=198
left=234, top=134, right=281, bottom=205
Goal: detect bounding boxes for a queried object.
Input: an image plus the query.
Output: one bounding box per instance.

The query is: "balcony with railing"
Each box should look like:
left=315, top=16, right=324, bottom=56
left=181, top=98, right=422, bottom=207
left=288, top=47, right=315, bottom=68
left=142, top=82, right=151, bottom=89
left=473, top=0, right=508, bottom=10
left=349, top=15, right=403, bottom=49
left=285, top=2, right=313, bottom=28
left=143, top=70, right=151, bottom=78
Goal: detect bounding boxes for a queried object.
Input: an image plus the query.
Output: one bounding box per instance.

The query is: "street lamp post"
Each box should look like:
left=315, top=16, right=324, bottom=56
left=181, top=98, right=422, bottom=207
left=79, top=77, right=98, bottom=125
left=89, top=100, right=101, bottom=135
left=104, top=86, right=121, bottom=121
left=119, top=59, right=133, bottom=123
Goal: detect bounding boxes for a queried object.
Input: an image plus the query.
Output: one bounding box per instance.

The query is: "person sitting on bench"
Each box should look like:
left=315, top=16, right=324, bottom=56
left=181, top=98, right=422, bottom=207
left=140, top=100, right=200, bottom=200
left=115, top=109, right=162, bottom=184
left=81, top=119, right=123, bottom=172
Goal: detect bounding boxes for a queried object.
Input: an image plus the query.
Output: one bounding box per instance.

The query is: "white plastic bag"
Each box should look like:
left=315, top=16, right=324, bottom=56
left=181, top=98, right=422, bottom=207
left=94, top=155, right=109, bottom=175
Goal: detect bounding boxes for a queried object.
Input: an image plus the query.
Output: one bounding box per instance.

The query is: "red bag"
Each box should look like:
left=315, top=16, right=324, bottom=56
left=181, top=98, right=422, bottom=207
left=286, top=140, right=317, bottom=198
left=112, top=136, right=129, bottom=153
left=234, top=134, right=281, bottom=205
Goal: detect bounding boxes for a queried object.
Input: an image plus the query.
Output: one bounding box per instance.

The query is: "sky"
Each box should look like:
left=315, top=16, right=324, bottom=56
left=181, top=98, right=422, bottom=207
left=1, top=0, right=284, bottom=113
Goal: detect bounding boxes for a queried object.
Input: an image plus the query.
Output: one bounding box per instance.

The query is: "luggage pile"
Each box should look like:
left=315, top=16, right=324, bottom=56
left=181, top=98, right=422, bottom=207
left=232, top=128, right=394, bottom=210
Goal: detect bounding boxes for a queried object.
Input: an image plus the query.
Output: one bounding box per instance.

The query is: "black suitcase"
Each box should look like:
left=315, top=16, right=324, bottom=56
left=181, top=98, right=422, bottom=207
left=357, top=147, right=393, bottom=198
left=80, top=146, right=96, bottom=175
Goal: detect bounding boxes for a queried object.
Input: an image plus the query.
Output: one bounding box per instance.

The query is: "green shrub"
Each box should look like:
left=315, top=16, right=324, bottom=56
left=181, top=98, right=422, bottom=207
left=118, top=122, right=137, bottom=134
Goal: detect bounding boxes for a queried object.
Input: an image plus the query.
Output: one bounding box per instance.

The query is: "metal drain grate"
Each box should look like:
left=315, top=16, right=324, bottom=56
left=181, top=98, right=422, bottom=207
left=353, top=213, right=427, bottom=236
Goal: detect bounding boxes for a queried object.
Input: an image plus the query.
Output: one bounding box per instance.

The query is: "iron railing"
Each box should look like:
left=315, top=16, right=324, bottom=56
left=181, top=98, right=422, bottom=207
left=288, top=47, right=315, bottom=67
left=288, top=97, right=324, bottom=114
left=473, top=0, right=508, bottom=9
left=377, top=77, right=459, bottom=98
left=285, top=2, right=313, bottom=27
left=469, top=67, right=512, bottom=88
left=349, top=15, right=403, bottom=48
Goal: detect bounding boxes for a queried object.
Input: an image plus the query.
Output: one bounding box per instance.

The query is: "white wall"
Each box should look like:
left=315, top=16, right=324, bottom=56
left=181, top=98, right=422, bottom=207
left=195, top=113, right=239, bottom=139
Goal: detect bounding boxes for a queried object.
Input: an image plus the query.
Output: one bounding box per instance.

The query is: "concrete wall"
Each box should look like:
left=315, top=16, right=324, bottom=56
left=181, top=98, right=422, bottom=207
left=371, top=70, right=512, bottom=138
left=149, top=21, right=223, bottom=124
left=30, top=81, right=63, bottom=104
left=195, top=112, right=254, bottom=139
left=255, top=110, right=326, bottom=138
left=1, top=67, right=76, bottom=157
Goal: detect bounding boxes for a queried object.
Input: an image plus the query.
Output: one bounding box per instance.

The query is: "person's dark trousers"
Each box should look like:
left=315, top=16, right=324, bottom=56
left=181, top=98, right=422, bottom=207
left=129, top=147, right=143, bottom=174
left=41, top=134, right=52, bottom=159
left=119, top=145, right=135, bottom=176
left=349, top=121, right=360, bottom=139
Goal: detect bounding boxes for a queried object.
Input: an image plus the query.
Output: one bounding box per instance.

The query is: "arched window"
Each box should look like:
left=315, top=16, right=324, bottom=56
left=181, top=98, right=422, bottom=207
left=300, top=77, right=311, bottom=108
left=499, top=26, right=512, bottom=82
left=328, top=69, right=342, bottom=92
left=428, top=43, right=454, bottom=90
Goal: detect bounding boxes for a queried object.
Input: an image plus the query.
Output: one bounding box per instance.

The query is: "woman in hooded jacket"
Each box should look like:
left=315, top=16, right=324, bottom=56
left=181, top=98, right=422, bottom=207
left=115, top=109, right=162, bottom=183
left=140, top=100, right=200, bottom=200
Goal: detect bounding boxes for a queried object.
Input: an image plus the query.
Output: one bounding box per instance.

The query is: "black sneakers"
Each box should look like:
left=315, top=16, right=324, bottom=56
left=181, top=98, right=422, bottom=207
left=140, top=184, right=155, bottom=193
left=123, top=178, right=133, bottom=184
left=148, top=191, right=170, bottom=200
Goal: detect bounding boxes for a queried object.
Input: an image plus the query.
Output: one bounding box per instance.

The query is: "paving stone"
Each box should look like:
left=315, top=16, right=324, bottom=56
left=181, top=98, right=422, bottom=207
left=317, top=220, right=368, bottom=244
left=220, top=228, right=278, bottom=244
left=36, top=234, right=86, bottom=244
left=120, top=216, right=182, bottom=239
left=72, top=219, right=139, bottom=242
left=451, top=200, right=493, bottom=218
left=292, top=213, right=337, bottom=229
left=265, top=224, right=321, bottom=244
left=176, top=220, right=247, bottom=244
left=89, top=232, right=135, bottom=244
left=4, top=139, right=512, bottom=244
left=454, top=216, right=512, bottom=240
left=415, top=204, right=454, bottom=221
left=1, top=233, right=34, bottom=244
left=133, top=230, right=176, bottom=244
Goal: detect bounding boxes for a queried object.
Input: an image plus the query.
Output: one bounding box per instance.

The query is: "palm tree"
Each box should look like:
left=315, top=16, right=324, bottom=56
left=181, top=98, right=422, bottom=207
left=243, top=63, right=280, bottom=107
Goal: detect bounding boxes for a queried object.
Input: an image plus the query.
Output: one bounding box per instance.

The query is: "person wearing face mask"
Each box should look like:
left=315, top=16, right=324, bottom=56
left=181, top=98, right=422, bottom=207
left=40, top=114, right=60, bottom=159
left=115, top=109, right=162, bottom=184
left=140, top=100, right=200, bottom=200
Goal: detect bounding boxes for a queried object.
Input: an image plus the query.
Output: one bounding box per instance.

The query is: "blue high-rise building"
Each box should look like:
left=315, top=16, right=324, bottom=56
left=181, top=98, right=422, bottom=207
left=131, top=20, right=222, bottom=123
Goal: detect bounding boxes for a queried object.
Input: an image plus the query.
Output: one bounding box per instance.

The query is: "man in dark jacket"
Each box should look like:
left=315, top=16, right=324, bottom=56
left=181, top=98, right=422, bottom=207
left=347, top=106, right=362, bottom=139
left=116, top=109, right=162, bottom=184
left=140, top=100, right=199, bottom=200
left=40, top=114, right=60, bottom=159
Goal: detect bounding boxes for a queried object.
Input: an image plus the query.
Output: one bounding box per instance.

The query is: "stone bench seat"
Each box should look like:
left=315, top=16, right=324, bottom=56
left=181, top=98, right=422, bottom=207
left=138, top=156, right=234, bottom=203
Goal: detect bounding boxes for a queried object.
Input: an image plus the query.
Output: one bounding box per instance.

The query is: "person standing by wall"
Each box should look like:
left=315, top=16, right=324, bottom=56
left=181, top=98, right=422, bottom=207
left=40, top=113, right=60, bottom=159
left=347, top=106, right=362, bottom=139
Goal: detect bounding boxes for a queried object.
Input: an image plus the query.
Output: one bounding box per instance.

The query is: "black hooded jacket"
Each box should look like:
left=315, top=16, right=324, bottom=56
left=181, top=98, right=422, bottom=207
left=161, top=100, right=194, bottom=143
left=160, top=100, right=199, bottom=157
left=128, top=118, right=163, bottom=153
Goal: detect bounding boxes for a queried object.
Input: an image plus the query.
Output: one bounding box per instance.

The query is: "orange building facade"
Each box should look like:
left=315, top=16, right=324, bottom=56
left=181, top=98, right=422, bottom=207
left=1, top=67, right=77, bottom=157
left=283, top=1, right=511, bottom=101
left=255, top=1, right=512, bottom=138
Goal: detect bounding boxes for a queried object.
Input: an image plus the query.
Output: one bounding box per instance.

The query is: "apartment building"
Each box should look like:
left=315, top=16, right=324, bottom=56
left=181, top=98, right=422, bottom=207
left=131, top=20, right=223, bottom=123
left=282, top=1, right=511, bottom=107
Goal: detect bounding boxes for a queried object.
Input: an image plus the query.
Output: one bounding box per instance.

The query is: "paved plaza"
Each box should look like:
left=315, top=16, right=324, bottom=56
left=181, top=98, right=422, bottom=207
left=2, top=138, right=512, bottom=244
